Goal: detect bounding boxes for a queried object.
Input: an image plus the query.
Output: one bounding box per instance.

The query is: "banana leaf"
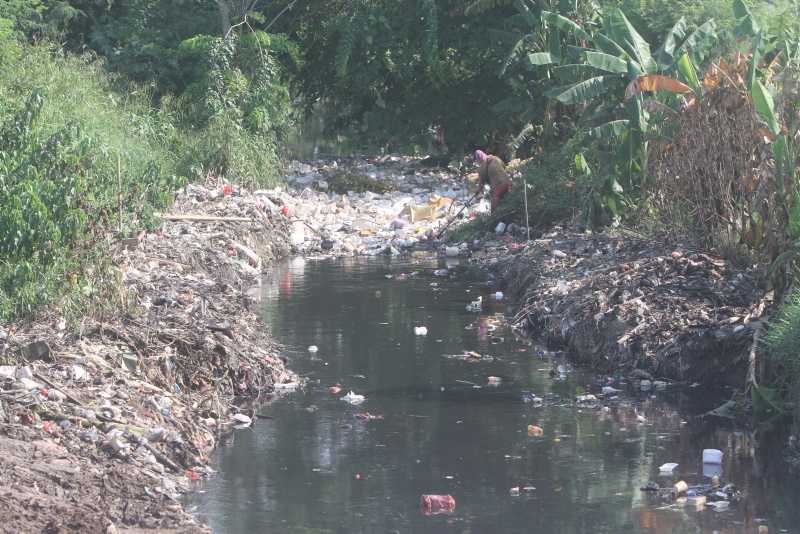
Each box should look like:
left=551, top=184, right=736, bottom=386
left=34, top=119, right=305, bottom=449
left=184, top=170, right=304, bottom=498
left=625, top=74, right=692, bottom=99
left=605, top=9, right=656, bottom=73
left=589, top=119, right=630, bottom=139
left=585, top=51, right=628, bottom=73
left=752, top=80, right=780, bottom=136
left=528, top=52, right=558, bottom=65
left=748, top=31, right=763, bottom=91
left=674, top=19, right=717, bottom=61
left=552, top=63, right=600, bottom=82
left=551, top=75, right=615, bottom=104
left=499, top=32, right=531, bottom=75
left=541, top=10, right=591, bottom=42
left=734, top=0, right=760, bottom=37
left=594, top=33, right=627, bottom=58
left=656, top=16, right=687, bottom=64
left=574, top=152, right=592, bottom=175
left=676, top=53, right=702, bottom=95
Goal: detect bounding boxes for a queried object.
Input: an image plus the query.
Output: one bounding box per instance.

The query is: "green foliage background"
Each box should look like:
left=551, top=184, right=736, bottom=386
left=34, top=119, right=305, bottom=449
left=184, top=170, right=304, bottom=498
left=3, top=0, right=800, bottom=430
left=0, top=2, right=295, bottom=321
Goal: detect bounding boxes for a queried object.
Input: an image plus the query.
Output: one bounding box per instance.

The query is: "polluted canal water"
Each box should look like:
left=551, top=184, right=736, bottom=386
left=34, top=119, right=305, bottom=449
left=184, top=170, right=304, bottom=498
left=191, top=255, right=799, bottom=533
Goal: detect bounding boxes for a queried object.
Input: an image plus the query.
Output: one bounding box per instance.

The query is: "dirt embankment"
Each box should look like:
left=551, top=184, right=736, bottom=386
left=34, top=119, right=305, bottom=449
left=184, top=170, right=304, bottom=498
left=490, top=228, right=769, bottom=388
left=0, top=182, right=298, bottom=533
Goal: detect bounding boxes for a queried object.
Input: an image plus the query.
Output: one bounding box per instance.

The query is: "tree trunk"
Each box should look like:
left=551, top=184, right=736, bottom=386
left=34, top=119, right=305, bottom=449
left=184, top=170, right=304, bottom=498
left=215, top=0, right=231, bottom=36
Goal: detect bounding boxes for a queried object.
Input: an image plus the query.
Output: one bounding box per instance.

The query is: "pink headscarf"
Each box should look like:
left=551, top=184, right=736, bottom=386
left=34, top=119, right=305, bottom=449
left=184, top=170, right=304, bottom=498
left=474, top=150, right=488, bottom=162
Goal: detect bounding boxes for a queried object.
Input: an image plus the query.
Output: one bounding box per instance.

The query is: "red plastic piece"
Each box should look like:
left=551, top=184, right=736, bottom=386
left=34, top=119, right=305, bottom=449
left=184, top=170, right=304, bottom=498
left=420, top=494, right=456, bottom=516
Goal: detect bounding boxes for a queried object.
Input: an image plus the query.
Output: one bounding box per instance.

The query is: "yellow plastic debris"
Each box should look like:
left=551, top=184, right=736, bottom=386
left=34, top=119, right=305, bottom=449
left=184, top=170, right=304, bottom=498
left=400, top=196, right=454, bottom=223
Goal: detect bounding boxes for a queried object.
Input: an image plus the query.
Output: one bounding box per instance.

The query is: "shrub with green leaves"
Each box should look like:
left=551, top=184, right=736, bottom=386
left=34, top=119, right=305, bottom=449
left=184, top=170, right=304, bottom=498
left=765, top=290, right=800, bottom=421
left=0, top=39, right=183, bottom=321
left=171, top=31, right=295, bottom=187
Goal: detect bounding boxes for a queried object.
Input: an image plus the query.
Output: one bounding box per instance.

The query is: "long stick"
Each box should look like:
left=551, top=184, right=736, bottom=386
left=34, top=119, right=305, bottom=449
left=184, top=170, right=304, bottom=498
left=157, top=214, right=253, bottom=223
left=523, top=179, right=531, bottom=241
left=118, top=154, right=122, bottom=234
left=436, top=191, right=480, bottom=239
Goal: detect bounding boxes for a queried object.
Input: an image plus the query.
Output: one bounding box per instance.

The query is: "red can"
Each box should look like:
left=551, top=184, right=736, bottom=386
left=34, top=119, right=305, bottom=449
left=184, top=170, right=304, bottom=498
left=420, top=494, right=456, bottom=516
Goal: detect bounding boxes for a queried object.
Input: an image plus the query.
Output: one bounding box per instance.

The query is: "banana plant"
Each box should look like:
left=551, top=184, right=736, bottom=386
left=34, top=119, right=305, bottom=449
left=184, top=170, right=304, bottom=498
left=543, top=9, right=716, bottom=197
left=503, top=4, right=716, bottom=217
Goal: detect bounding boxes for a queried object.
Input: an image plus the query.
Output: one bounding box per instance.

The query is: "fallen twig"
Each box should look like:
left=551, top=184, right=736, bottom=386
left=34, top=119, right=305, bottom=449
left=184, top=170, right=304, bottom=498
left=157, top=213, right=253, bottom=223
left=33, top=372, right=84, bottom=406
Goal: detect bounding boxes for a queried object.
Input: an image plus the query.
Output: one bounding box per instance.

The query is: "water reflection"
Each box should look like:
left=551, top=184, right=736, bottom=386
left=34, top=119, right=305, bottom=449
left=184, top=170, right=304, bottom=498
left=193, top=257, right=799, bottom=533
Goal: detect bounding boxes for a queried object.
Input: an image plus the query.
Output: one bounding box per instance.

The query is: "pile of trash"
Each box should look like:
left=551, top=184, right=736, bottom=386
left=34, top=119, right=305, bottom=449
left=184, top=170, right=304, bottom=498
left=494, top=228, right=768, bottom=388
left=641, top=449, right=743, bottom=513
left=279, top=156, right=489, bottom=256
left=0, top=179, right=297, bottom=532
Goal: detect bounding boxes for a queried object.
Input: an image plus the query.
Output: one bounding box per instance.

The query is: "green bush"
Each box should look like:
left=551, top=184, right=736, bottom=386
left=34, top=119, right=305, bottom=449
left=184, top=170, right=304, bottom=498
left=0, top=41, right=184, bottom=321
left=765, top=290, right=800, bottom=422
left=0, top=26, right=300, bottom=320
left=172, top=114, right=283, bottom=189
left=168, top=32, right=295, bottom=188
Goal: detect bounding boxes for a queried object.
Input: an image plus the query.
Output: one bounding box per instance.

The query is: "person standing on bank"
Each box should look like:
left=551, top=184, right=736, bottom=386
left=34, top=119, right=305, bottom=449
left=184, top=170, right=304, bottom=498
left=474, top=150, right=511, bottom=213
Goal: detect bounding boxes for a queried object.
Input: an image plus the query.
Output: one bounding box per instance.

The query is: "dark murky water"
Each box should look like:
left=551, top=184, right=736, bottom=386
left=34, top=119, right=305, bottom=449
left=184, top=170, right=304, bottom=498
left=192, top=256, right=799, bottom=533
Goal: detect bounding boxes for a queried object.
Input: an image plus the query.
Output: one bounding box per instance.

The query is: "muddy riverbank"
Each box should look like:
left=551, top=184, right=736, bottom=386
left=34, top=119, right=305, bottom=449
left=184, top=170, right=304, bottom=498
left=482, top=228, right=770, bottom=393
left=0, top=155, right=484, bottom=532
left=0, top=181, right=298, bottom=532
left=0, top=154, right=780, bottom=532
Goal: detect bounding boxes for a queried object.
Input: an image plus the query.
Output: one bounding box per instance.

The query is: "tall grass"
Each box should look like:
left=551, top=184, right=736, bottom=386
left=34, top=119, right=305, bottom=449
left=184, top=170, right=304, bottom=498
left=765, top=290, right=800, bottom=426
left=0, top=37, right=284, bottom=321
left=0, top=40, right=184, bottom=320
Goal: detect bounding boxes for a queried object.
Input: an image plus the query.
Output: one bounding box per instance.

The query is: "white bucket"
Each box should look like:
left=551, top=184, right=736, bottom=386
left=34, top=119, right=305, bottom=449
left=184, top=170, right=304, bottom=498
left=702, top=462, right=722, bottom=478
left=702, top=449, right=723, bottom=464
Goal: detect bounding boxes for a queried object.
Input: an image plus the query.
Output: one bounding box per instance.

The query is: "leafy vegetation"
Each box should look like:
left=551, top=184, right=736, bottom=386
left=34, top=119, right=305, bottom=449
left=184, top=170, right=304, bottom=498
left=0, top=4, right=295, bottom=321
left=0, top=41, right=181, bottom=320
left=4, top=0, right=800, bottom=428
left=765, top=290, right=800, bottom=423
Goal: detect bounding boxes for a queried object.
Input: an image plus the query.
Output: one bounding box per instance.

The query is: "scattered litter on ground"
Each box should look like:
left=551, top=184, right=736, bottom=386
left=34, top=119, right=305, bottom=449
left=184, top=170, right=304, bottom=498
left=0, top=175, right=298, bottom=531
left=496, top=228, right=767, bottom=388
left=282, top=157, right=487, bottom=258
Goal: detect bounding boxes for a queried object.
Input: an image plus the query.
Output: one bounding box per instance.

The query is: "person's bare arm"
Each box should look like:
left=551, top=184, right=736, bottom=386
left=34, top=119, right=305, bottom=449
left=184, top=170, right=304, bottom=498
left=477, top=161, right=489, bottom=189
